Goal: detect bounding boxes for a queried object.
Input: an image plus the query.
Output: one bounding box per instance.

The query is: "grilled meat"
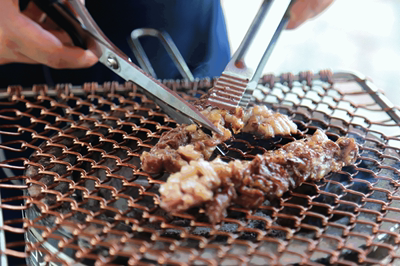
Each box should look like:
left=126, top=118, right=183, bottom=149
left=159, top=129, right=359, bottom=223
left=139, top=124, right=219, bottom=173
left=205, top=186, right=237, bottom=224
left=141, top=104, right=297, bottom=174
left=241, top=105, right=297, bottom=137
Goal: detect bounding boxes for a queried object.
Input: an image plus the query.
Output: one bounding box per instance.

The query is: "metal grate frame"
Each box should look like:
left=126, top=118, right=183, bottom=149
left=0, top=70, right=399, bottom=265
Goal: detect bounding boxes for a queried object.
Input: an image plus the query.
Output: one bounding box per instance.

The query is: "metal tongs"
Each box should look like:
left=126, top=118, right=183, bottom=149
left=207, top=0, right=294, bottom=110
left=32, top=0, right=221, bottom=134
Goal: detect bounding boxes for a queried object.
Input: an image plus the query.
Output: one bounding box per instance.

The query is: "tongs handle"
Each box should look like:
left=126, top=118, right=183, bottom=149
left=31, top=0, right=87, bottom=49
left=229, top=0, right=295, bottom=107
left=226, top=0, right=295, bottom=81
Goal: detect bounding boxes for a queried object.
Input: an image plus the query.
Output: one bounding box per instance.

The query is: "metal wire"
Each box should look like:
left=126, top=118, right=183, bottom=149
left=0, top=70, right=399, bottom=265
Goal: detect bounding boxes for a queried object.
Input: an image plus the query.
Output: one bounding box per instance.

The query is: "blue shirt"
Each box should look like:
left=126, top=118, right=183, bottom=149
left=0, top=0, right=230, bottom=87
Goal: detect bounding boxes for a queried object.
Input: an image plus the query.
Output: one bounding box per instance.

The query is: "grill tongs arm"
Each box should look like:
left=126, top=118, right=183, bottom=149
left=31, top=0, right=222, bottom=135
left=207, top=0, right=295, bottom=110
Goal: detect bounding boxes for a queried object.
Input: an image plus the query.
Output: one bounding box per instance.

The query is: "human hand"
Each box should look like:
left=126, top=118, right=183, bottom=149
left=287, top=0, right=334, bottom=29
left=0, top=0, right=97, bottom=68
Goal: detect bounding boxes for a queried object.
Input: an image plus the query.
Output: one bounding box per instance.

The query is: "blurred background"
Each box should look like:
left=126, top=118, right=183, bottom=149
left=221, top=0, right=400, bottom=106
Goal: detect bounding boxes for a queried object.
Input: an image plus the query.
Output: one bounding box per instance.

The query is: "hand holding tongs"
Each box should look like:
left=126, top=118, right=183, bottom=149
left=31, top=0, right=221, bottom=134
left=207, top=0, right=295, bottom=111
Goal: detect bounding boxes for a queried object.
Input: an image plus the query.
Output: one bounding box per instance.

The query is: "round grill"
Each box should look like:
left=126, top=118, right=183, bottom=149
left=0, top=71, right=399, bottom=265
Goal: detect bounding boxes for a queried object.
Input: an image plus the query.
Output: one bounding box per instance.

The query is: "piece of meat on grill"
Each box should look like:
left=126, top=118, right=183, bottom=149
left=138, top=124, right=220, bottom=173
left=241, top=105, right=297, bottom=137
left=140, top=104, right=297, bottom=174
left=159, top=129, right=359, bottom=223
left=194, top=88, right=297, bottom=137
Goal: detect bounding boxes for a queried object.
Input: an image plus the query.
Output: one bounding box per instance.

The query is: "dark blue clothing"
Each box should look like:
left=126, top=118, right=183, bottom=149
left=0, top=0, right=230, bottom=88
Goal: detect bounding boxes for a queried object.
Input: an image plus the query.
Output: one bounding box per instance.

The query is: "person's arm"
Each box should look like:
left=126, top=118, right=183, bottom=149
left=0, top=0, right=97, bottom=68
left=287, top=0, right=334, bottom=29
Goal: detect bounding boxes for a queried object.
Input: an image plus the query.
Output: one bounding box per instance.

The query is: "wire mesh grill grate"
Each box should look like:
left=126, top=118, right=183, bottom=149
left=0, top=70, right=399, bottom=265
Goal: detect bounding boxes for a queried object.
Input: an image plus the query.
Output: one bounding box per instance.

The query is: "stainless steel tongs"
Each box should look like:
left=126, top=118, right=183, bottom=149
left=32, top=0, right=221, bottom=134
left=207, top=0, right=294, bottom=110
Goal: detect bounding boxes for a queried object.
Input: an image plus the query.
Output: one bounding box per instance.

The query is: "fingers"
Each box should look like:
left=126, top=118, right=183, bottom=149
left=23, top=2, right=74, bottom=46
left=13, top=12, right=98, bottom=69
left=47, top=29, right=75, bottom=46
left=287, top=0, right=334, bottom=29
left=0, top=0, right=97, bottom=68
left=0, top=51, right=38, bottom=65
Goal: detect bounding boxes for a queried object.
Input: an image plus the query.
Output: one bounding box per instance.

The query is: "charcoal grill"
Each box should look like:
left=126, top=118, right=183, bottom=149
left=0, top=70, right=400, bottom=265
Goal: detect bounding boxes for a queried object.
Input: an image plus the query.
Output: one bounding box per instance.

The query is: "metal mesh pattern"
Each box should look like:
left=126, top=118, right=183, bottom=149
left=0, top=71, right=400, bottom=266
